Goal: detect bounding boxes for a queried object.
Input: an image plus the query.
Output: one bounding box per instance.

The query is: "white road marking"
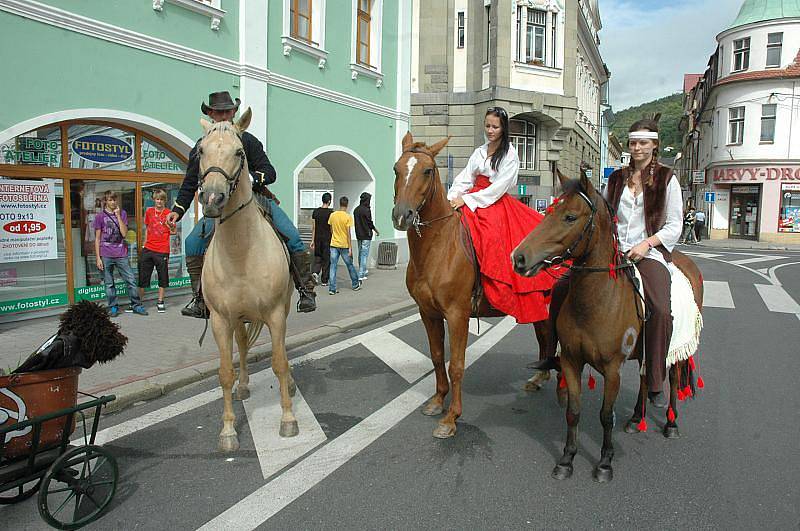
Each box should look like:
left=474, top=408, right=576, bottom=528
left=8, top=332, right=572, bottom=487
left=197, top=317, right=518, bottom=531
left=681, top=252, right=724, bottom=259
left=702, top=281, right=735, bottom=309
left=468, top=319, right=492, bottom=336
left=405, top=155, right=417, bottom=184
left=755, top=284, right=800, bottom=314
left=730, top=255, right=787, bottom=265
left=88, top=314, right=422, bottom=446
left=767, top=261, right=800, bottom=286
left=361, top=332, right=431, bottom=383
left=244, top=370, right=327, bottom=480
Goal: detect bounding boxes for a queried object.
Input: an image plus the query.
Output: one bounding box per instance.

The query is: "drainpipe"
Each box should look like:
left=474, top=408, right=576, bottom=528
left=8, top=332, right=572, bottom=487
left=788, top=80, right=797, bottom=159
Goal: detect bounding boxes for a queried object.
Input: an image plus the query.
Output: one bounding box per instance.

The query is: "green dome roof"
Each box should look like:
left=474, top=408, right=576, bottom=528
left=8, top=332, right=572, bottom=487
left=729, top=0, right=800, bottom=29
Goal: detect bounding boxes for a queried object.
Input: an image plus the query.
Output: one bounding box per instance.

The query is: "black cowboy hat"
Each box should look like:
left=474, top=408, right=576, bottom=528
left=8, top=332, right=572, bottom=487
left=201, top=91, right=241, bottom=115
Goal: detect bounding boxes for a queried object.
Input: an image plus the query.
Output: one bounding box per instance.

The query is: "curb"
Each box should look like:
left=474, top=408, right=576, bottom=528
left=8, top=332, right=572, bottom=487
left=91, top=299, right=418, bottom=415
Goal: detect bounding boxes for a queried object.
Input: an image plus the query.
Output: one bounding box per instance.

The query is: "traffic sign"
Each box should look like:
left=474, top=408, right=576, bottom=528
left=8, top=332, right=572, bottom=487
left=518, top=184, right=527, bottom=195
left=704, top=192, right=716, bottom=203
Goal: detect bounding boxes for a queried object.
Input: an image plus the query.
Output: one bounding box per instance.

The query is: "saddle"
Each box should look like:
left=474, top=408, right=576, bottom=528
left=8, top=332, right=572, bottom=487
left=458, top=217, right=505, bottom=318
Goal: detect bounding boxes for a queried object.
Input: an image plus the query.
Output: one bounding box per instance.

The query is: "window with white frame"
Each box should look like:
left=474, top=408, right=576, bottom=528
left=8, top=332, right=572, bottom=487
left=510, top=119, right=536, bottom=170
left=527, top=8, right=546, bottom=64
left=760, top=104, right=776, bottom=142
left=356, top=0, right=371, bottom=65
left=457, top=11, right=465, bottom=49
left=729, top=107, right=745, bottom=144
left=290, top=0, right=313, bottom=43
left=515, top=6, right=557, bottom=67
left=766, top=32, right=782, bottom=68
left=350, top=0, right=383, bottom=78
left=732, top=37, right=750, bottom=72
left=282, top=0, right=327, bottom=62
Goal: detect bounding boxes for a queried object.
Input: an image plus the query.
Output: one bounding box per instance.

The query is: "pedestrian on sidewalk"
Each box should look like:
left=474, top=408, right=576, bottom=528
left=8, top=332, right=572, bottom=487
left=681, top=207, right=698, bottom=245
left=694, top=209, right=706, bottom=242
left=93, top=190, right=147, bottom=316
left=139, top=188, right=176, bottom=313
left=328, top=196, right=362, bottom=294
left=354, top=192, right=379, bottom=281
left=167, top=91, right=317, bottom=312
left=310, top=192, right=333, bottom=286
left=181, top=216, right=215, bottom=318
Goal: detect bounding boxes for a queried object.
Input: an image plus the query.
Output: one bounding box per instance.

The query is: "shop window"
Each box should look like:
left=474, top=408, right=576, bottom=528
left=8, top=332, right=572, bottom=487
left=779, top=184, right=800, bottom=233
left=510, top=119, right=536, bottom=170
left=67, top=125, right=136, bottom=172
left=141, top=138, right=187, bottom=174
left=0, top=177, right=68, bottom=317
left=0, top=126, right=62, bottom=168
left=141, top=183, right=192, bottom=295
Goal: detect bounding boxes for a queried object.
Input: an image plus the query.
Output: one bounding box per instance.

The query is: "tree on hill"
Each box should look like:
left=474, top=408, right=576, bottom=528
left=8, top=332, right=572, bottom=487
left=610, top=93, right=684, bottom=152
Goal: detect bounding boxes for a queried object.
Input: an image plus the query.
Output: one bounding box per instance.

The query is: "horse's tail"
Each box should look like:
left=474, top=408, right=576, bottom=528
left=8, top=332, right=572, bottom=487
left=245, top=321, right=265, bottom=349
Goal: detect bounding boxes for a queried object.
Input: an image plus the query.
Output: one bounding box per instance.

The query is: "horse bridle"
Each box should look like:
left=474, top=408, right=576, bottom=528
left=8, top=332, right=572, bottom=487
left=540, top=188, right=598, bottom=269
left=198, top=127, right=250, bottom=224
left=399, top=148, right=454, bottom=237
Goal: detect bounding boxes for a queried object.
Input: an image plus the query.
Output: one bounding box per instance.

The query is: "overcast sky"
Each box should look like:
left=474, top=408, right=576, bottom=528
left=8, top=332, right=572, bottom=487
left=599, top=0, right=745, bottom=110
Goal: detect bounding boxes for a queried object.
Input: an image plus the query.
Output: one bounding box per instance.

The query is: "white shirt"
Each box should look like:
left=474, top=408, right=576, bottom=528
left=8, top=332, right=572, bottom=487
left=694, top=211, right=706, bottom=222
left=447, top=143, right=519, bottom=211
left=608, top=175, right=683, bottom=267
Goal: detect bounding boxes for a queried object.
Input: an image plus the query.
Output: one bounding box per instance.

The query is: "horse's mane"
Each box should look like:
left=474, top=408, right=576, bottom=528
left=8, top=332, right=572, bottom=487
left=405, top=141, right=436, bottom=158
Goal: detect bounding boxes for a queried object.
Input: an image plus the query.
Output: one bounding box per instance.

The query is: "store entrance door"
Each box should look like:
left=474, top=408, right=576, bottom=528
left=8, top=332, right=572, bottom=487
left=728, top=185, right=760, bottom=240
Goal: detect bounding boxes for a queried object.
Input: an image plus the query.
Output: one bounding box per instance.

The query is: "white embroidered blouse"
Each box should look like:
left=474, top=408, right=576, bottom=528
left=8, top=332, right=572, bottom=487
left=447, top=143, right=520, bottom=211
left=606, top=175, right=684, bottom=267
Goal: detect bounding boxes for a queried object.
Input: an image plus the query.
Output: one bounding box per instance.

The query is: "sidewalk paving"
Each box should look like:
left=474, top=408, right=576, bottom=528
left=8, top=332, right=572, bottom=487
left=679, top=239, right=800, bottom=251
left=0, top=265, right=414, bottom=413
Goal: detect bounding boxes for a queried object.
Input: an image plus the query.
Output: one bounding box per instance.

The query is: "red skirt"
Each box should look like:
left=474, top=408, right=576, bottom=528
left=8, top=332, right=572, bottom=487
left=460, top=175, right=557, bottom=323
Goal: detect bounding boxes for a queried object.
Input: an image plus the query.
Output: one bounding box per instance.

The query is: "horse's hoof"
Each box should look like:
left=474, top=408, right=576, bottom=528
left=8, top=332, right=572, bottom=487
left=218, top=434, right=239, bottom=453
left=551, top=463, right=573, bottom=480
left=663, top=425, right=680, bottom=439
left=235, top=386, right=250, bottom=401
left=432, top=423, right=456, bottom=439
left=421, top=401, right=443, bottom=416
left=593, top=465, right=614, bottom=483
left=524, top=370, right=550, bottom=392
left=624, top=420, right=643, bottom=434
left=288, top=378, right=297, bottom=398
left=280, top=420, right=299, bottom=438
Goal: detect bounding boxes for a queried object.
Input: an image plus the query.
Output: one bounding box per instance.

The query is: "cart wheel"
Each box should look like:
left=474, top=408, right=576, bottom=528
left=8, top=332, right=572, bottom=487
left=0, top=478, right=42, bottom=505
left=37, top=445, right=118, bottom=530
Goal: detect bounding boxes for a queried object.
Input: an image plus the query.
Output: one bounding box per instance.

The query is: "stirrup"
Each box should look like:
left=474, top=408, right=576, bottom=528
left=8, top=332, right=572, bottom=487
left=297, top=290, right=316, bottom=313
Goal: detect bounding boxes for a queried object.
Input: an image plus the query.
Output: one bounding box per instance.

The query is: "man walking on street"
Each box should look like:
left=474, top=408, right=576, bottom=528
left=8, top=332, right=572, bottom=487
left=694, top=209, right=706, bottom=242
left=327, top=196, right=362, bottom=294
left=681, top=207, right=698, bottom=245
left=310, top=192, right=333, bottom=286
left=353, top=192, right=379, bottom=281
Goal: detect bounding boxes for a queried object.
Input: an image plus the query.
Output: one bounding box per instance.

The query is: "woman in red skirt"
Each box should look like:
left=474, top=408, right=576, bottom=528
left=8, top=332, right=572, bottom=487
left=447, top=106, right=556, bottom=323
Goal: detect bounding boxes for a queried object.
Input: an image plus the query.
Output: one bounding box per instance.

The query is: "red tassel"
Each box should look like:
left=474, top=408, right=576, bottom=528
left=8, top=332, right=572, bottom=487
left=667, top=407, right=676, bottom=423
left=559, top=375, right=566, bottom=389
left=637, top=418, right=647, bottom=432
left=608, top=263, right=617, bottom=280
left=588, top=374, right=596, bottom=390
left=697, top=376, right=705, bottom=389
left=683, top=386, right=693, bottom=398
left=677, top=390, right=685, bottom=401
left=688, top=357, right=696, bottom=371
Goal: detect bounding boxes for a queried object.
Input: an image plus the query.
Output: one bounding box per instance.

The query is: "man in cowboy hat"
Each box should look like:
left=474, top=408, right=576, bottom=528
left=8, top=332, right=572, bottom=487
left=168, top=91, right=317, bottom=313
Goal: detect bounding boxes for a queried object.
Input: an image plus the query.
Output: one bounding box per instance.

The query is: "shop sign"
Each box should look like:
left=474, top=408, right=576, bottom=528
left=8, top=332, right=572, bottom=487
left=693, top=171, right=705, bottom=184
left=0, top=293, right=67, bottom=315
left=2, top=137, right=61, bottom=166
left=71, top=135, right=133, bottom=165
left=712, top=165, right=800, bottom=183
left=535, top=198, right=548, bottom=212
left=731, top=186, right=759, bottom=194
left=142, top=148, right=183, bottom=172
left=0, top=180, right=58, bottom=264
left=74, top=276, right=190, bottom=301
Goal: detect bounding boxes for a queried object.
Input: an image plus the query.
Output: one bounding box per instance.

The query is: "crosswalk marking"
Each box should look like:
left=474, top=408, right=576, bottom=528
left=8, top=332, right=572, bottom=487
left=469, top=319, right=492, bottom=336
left=703, top=281, right=735, bottom=309
left=755, top=284, right=800, bottom=314
left=730, top=255, right=787, bottom=265
left=682, top=252, right=724, bottom=259
left=360, top=331, right=432, bottom=383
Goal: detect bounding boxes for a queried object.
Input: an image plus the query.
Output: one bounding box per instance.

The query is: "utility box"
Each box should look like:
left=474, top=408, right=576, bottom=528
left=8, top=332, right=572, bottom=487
left=376, top=242, right=398, bottom=269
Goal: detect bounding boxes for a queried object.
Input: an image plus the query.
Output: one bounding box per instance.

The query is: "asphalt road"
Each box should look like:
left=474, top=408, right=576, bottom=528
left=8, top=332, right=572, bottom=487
left=4, top=247, right=800, bottom=530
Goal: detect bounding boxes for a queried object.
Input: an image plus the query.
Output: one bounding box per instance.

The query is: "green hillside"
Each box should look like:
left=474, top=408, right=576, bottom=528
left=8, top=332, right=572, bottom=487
left=611, top=93, right=684, bottom=152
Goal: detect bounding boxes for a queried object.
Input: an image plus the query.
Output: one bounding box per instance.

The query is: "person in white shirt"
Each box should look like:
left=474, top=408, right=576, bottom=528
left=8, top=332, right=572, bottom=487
left=694, top=209, right=706, bottom=242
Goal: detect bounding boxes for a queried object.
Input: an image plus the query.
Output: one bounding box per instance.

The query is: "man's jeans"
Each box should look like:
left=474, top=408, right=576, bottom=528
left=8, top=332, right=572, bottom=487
left=357, top=240, right=371, bottom=278
left=266, top=199, right=304, bottom=254
left=329, top=246, right=359, bottom=292
left=102, top=256, right=141, bottom=308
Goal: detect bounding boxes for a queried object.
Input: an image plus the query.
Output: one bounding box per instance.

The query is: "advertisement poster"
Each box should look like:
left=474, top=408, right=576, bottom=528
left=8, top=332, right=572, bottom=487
left=779, top=207, right=800, bottom=233
left=0, top=180, right=58, bottom=263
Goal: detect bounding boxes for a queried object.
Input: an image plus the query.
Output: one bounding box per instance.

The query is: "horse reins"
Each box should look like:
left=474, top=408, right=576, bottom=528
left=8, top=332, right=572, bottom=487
left=401, top=148, right=455, bottom=237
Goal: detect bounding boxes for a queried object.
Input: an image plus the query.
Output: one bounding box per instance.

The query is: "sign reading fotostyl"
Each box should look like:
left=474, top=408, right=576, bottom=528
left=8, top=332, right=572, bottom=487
left=712, top=165, right=800, bottom=183
left=0, top=180, right=57, bottom=263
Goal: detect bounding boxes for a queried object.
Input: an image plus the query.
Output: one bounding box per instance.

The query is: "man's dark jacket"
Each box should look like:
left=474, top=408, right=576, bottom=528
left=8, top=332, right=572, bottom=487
left=172, top=131, right=276, bottom=220
left=354, top=193, right=377, bottom=241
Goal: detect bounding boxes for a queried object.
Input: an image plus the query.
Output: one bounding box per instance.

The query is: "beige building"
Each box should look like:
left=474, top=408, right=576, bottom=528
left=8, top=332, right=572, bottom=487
left=410, top=0, right=609, bottom=206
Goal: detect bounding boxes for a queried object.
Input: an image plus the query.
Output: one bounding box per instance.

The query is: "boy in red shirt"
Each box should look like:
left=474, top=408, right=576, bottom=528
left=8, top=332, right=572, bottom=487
left=139, top=189, right=176, bottom=313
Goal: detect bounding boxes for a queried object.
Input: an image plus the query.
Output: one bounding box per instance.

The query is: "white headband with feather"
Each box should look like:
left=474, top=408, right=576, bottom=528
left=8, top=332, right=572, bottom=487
left=628, top=131, right=659, bottom=140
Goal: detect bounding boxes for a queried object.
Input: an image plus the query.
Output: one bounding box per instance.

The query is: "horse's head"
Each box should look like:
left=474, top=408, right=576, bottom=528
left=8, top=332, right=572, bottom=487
left=197, top=108, right=252, bottom=218
left=513, top=168, right=603, bottom=277
left=391, top=131, right=450, bottom=230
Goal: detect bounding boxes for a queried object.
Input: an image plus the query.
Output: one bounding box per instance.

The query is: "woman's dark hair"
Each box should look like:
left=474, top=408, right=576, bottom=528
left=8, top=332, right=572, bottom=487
left=485, top=107, right=510, bottom=172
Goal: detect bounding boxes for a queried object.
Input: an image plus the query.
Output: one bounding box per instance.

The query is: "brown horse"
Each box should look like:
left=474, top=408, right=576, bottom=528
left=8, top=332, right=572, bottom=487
left=391, top=132, right=551, bottom=439
left=511, top=170, right=703, bottom=482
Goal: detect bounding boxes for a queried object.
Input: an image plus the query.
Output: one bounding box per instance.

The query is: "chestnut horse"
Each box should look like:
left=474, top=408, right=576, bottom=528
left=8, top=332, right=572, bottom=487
left=512, top=170, right=703, bottom=482
left=391, top=132, right=551, bottom=439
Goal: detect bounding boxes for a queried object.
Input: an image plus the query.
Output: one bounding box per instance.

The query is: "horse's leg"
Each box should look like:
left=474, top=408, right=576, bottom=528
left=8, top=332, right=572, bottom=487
left=211, top=315, right=239, bottom=452
left=420, top=313, right=447, bottom=416
left=625, top=371, right=649, bottom=433
left=234, top=322, right=250, bottom=401
left=663, top=363, right=680, bottom=439
left=524, top=321, right=552, bottom=392
left=266, top=309, right=298, bottom=438
left=594, top=362, right=621, bottom=483
left=433, top=314, right=469, bottom=439
left=552, top=358, right=583, bottom=480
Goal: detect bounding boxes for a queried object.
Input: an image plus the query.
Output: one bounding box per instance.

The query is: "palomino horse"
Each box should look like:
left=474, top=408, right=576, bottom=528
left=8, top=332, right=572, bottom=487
left=391, top=132, right=552, bottom=439
left=197, top=109, right=298, bottom=452
left=512, top=170, right=703, bottom=482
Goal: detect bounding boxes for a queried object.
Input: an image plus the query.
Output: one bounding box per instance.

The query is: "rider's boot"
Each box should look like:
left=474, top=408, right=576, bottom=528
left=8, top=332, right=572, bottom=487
left=290, top=250, right=317, bottom=313
left=182, top=255, right=209, bottom=318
